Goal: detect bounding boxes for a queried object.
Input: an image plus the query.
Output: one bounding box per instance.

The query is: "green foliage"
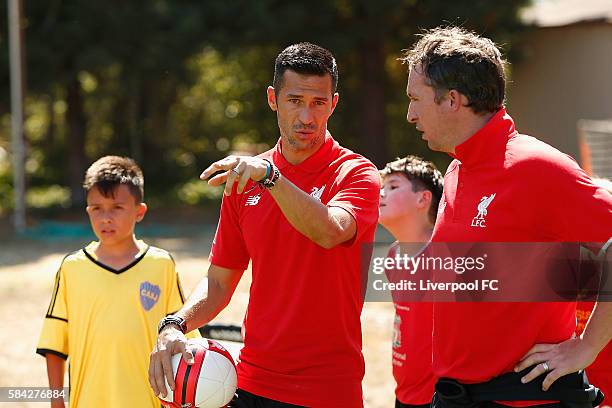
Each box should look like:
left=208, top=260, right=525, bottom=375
left=0, top=150, right=12, bottom=215
left=176, top=179, right=224, bottom=206
left=0, top=0, right=532, bottom=214
left=26, top=185, right=71, bottom=209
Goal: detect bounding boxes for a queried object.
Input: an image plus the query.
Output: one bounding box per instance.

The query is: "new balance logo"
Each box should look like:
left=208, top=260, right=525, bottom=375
left=245, top=195, right=261, bottom=206
left=471, top=193, right=496, bottom=228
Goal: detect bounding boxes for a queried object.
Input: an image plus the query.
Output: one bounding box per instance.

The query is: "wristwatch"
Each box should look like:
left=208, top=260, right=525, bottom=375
left=158, top=315, right=187, bottom=334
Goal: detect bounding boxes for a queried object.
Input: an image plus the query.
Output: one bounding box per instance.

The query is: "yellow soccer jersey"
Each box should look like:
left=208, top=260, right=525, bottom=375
left=37, top=240, right=198, bottom=408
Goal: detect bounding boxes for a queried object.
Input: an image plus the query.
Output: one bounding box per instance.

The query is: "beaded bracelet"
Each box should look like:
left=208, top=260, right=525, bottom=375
left=259, top=158, right=280, bottom=189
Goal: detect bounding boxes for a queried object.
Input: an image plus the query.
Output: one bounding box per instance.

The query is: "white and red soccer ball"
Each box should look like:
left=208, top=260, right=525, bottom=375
left=159, top=338, right=237, bottom=408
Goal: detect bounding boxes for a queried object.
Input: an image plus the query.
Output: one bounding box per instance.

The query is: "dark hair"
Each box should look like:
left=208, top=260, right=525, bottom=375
left=401, top=26, right=506, bottom=114
left=381, top=155, right=443, bottom=224
left=273, top=42, right=338, bottom=94
left=83, top=156, right=144, bottom=202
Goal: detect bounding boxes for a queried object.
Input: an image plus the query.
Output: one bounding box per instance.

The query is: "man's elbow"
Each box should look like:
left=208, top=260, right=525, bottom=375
left=207, top=278, right=234, bottom=308
left=314, top=226, right=354, bottom=249
left=315, top=237, right=338, bottom=249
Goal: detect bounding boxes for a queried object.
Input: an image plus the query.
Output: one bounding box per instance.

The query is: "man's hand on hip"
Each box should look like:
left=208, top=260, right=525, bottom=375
left=514, top=337, right=597, bottom=391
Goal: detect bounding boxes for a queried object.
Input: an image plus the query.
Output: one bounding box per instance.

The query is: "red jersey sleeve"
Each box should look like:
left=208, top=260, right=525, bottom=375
left=209, top=194, right=250, bottom=270
left=548, top=154, right=612, bottom=243
left=327, top=161, right=381, bottom=244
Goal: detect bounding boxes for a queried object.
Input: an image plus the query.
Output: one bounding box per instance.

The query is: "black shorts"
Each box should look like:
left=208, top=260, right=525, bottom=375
left=431, top=392, right=562, bottom=408
left=396, top=399, right=431, bottom=408
left=229, top=389, right=307, bottom=408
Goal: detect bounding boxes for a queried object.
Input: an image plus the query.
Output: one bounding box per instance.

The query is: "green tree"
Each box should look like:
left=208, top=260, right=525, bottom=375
left=0, top=0, right=531, bottom=214
left=194, top=0, right=530, bottom=167
left=1, top=0, right=208, bottom=206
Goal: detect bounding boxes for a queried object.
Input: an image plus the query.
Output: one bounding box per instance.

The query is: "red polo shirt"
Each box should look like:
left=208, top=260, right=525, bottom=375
left=430, top=109, right=612, bottom=400
left=576, top=300, right=611, bottom=401
left=209, top=133, right=380, bottom=407
left=385, top=243, right=436, bottom=405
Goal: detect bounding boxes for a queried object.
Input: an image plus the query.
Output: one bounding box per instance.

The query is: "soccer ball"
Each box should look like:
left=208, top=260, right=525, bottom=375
left=159, top=338, right=237, bottom=408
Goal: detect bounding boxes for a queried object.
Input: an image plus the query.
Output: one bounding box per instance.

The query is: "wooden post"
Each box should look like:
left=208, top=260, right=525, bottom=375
left=8, top=0, right=26, bottom=233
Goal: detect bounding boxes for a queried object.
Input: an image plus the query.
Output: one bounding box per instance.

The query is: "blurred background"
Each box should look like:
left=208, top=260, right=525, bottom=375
left=0, top=0, right=530, bottom=225
left=1, top=0, right=611, bottom=227
left=1, top=0, right=611, bottom=406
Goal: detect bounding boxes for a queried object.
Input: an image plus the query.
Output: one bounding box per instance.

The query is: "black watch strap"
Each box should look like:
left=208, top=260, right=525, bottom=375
left=158, top=315, right=187, bottom=334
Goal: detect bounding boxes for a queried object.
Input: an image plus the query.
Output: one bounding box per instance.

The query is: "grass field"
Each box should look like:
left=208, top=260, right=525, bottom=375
left=0, top=221, right=395, bottom=407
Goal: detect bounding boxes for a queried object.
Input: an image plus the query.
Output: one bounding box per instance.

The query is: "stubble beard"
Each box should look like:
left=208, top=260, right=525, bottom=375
left=284, top=127, right=324, bottom=152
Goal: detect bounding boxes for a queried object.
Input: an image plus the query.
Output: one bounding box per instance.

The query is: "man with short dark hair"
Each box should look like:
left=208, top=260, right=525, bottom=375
left=149, top=42, right=380, bottom=408
left=401, top=26, right=612, bottom=407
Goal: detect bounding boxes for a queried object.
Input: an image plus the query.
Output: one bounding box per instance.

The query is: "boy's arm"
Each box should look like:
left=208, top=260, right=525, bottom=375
left=45, top=354, right=66, bottom=408
left=149, top=263, right=244, bottom=398
left=37, top=264, right=69, bottom=408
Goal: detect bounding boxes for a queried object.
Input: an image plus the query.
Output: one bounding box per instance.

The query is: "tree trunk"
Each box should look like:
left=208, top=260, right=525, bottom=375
left=359, top=36, right=387, bottom=167
left=129, top=78, right=143, bottom=164
left=66, top=76, right=87, bottom=207
left=44, top=94, right=55, bottom=148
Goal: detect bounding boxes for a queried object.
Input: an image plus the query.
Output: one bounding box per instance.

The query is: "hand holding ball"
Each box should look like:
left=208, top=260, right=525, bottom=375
left=159, top=338, right=237, bottom=408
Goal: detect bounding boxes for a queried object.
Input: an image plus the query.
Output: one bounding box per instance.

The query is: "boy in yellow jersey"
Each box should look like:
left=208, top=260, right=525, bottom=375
left=37, top=156, right=197, bottom=408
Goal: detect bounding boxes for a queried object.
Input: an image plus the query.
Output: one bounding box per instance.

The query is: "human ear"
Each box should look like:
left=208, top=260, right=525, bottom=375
left=136, top=202, right=148, bottom=222
left=330, top=92, right=339, bottom=114
left=419, top=190, right=432, bottom=209
left=447, top=90, right=464, bottom=112
left=267, top=86, right=277, bottom=112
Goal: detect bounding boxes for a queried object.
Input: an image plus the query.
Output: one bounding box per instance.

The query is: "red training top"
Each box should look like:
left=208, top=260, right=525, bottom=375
left=209, top=133, right=380, bottom=407
left=385, top=243, right=436, bottom=405
left=430, top=109, right=612, bottom=404
left=576, top=300, right=611, bottom=401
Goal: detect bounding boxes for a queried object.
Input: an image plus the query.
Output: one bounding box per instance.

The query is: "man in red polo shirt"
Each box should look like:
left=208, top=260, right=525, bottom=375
left=148, top=42, right=380, bottom=407
left=400, top=26, right=612, bottom=407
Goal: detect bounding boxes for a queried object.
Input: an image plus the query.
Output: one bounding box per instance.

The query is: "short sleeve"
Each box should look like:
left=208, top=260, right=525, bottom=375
left=36, top=266, right=69, bottom=360
left=209, top=195, right=250, bottom=270
left=327, top=161, right=381, bottom=244
left=548, top=156, right=612, bottom=242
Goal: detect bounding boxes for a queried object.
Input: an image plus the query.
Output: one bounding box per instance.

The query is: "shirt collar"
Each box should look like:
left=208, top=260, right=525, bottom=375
left=450, top=108, right=517, bottom=167
left=272, top=131, right=338, bottom=173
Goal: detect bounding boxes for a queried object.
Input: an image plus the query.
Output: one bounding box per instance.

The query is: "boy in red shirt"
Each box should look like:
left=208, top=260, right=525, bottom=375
left=379, top=155, right=443, bottom=408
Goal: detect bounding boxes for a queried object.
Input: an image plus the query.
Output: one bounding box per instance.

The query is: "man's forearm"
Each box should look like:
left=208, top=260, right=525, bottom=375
left=174, top=278, right=230, bottom=332
left=175, top=265, right=244, bottom=332
left=200, top=155, right=357, bottom=249
left=581, top=301, right=612, bottom=356
left=269, top=175, right=353, bottom=248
